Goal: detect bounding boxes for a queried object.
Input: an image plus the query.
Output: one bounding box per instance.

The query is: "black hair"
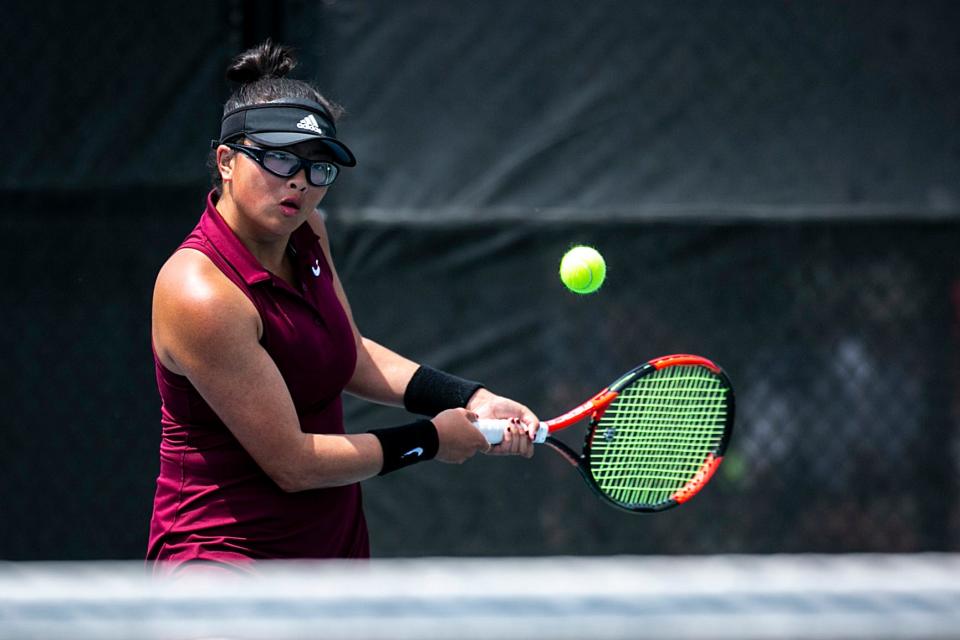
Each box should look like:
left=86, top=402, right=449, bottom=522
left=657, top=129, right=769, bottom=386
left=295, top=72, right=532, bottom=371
left=208, top=40, right=345, bottom=194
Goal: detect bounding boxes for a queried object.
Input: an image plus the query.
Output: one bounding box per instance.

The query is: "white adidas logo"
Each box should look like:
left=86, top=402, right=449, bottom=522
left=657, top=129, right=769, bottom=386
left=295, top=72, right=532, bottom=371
left=296, top=114, right=324, bottom=135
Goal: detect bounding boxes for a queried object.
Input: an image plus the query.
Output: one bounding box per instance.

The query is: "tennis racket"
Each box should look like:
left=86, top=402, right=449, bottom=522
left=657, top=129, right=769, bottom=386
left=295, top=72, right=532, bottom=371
left=476, top=354, right=734, bottom=513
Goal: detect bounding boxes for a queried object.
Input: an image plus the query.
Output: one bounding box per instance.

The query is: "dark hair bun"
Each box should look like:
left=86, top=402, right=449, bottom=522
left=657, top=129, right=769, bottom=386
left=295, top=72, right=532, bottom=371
left=226, top=39, right=297, bottom=84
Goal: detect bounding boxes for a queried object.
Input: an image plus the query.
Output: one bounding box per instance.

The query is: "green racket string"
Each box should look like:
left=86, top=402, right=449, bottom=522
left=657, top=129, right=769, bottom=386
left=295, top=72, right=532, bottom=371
left=588, top=365, right=729, bottom=508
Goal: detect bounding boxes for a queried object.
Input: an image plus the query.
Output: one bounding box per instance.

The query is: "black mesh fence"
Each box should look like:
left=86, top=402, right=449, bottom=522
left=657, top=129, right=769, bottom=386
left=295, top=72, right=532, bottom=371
left=335, top=218, right=960, bottom=556
left=2, top=192, right=957, bottom=558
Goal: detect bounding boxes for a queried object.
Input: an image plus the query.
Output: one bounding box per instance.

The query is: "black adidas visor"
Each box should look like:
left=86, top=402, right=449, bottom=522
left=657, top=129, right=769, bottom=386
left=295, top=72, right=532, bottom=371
left=217, top=99, right=356, bottom=167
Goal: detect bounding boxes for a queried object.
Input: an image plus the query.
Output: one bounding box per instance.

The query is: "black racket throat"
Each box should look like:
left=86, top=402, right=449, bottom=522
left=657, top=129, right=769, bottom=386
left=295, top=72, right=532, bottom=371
left=544, top=436, right=582, bottom=466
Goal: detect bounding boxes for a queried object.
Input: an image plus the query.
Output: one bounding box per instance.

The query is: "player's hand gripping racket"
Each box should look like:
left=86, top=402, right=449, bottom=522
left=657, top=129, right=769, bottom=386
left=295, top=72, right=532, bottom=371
left=476, top=354, right=734, bottom=512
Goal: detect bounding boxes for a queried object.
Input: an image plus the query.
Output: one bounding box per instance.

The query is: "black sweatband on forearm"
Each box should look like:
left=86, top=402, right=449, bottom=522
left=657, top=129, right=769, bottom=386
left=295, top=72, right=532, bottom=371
left=368, top=419, right=439, bottom=476
left=403, top=364, right=485, bottom=417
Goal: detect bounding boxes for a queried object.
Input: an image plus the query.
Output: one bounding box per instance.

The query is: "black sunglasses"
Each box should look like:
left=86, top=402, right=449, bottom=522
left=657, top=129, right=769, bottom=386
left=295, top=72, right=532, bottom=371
left=224, top=143, right=339, bottom=187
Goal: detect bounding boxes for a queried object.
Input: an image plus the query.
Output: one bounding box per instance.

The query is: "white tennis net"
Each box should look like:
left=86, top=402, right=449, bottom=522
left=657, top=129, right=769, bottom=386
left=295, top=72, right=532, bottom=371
left=1, top=554, right=958, bottom=639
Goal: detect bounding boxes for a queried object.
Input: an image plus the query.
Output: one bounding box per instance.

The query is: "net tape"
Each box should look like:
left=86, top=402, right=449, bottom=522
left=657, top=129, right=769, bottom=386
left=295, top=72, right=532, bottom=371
left=1, top=554, right=958, bottom=640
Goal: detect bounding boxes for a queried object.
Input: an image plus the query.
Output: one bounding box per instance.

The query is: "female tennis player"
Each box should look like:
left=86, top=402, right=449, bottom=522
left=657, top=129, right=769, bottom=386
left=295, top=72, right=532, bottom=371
left=146, top=41, right=537, bottom=574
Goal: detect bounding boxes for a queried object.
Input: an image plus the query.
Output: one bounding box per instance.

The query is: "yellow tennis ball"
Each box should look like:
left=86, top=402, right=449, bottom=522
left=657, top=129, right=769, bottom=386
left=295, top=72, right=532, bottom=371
left=559, top=245, right=606, bottom=294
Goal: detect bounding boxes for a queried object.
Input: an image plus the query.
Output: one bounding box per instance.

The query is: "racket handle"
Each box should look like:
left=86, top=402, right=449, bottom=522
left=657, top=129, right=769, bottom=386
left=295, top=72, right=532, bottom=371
left=474, top=419, right=548, bottom=445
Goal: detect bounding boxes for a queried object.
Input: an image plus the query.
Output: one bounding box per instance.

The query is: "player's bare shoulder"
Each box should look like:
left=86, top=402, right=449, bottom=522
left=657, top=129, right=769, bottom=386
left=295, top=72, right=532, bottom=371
left=154, top=248, right=247, bottom=311
left=153, top=248, right=262, bottom=373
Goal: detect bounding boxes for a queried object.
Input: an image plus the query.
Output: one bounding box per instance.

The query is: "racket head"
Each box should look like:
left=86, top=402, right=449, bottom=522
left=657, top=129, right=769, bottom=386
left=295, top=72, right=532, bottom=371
left=573, top=354, right=735, bottom=513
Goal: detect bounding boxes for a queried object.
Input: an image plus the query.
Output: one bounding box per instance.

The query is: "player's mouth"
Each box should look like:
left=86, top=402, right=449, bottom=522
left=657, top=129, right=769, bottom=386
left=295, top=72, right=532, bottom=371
left=279, top=197, right=301, bottom=216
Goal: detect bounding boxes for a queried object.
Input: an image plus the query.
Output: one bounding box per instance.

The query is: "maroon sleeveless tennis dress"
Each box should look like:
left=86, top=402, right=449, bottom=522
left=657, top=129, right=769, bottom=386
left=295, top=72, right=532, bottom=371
left=147, top=192, right=367, bottom=572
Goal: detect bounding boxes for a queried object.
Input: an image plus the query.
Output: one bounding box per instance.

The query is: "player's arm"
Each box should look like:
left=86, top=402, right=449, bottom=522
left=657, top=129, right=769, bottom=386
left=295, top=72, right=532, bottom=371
left=153, top=250, right=485, bottom=491
left=305, top=211, right=538, bottom=456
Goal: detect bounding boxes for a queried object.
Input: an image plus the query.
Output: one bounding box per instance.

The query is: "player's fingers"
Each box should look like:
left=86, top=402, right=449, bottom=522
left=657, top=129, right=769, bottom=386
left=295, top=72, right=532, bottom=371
left=509, top=424, right=527, bottom=451
left=513, top=410, right=538, bottom=435
left=510, top=429, right=524, bottom=450
left=509, top=427, right=531, bottom=457
left=512, top=415, right=538, bottom=440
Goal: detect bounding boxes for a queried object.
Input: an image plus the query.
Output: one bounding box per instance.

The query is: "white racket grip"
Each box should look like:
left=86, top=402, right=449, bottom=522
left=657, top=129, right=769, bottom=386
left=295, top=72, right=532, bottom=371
left=474, top=419, right=548, bottom=445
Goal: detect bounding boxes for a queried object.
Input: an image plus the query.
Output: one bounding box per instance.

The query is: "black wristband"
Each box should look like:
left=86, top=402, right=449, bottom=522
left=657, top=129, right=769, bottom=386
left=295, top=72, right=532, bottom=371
left=368, top=419, right=439, bottom=476
left=403, top=365, right=485, bottom=417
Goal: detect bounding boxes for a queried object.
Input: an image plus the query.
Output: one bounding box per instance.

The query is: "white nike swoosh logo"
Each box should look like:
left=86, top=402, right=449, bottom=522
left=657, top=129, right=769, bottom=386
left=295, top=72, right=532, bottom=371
left=311, top=260, right=321, bottom=277
left=401, top=447, right=424, bottom=459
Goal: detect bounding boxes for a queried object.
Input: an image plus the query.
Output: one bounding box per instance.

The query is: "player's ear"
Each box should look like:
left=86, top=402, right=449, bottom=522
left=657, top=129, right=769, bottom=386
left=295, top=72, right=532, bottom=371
left=216, top=145, right=237, bottom=182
